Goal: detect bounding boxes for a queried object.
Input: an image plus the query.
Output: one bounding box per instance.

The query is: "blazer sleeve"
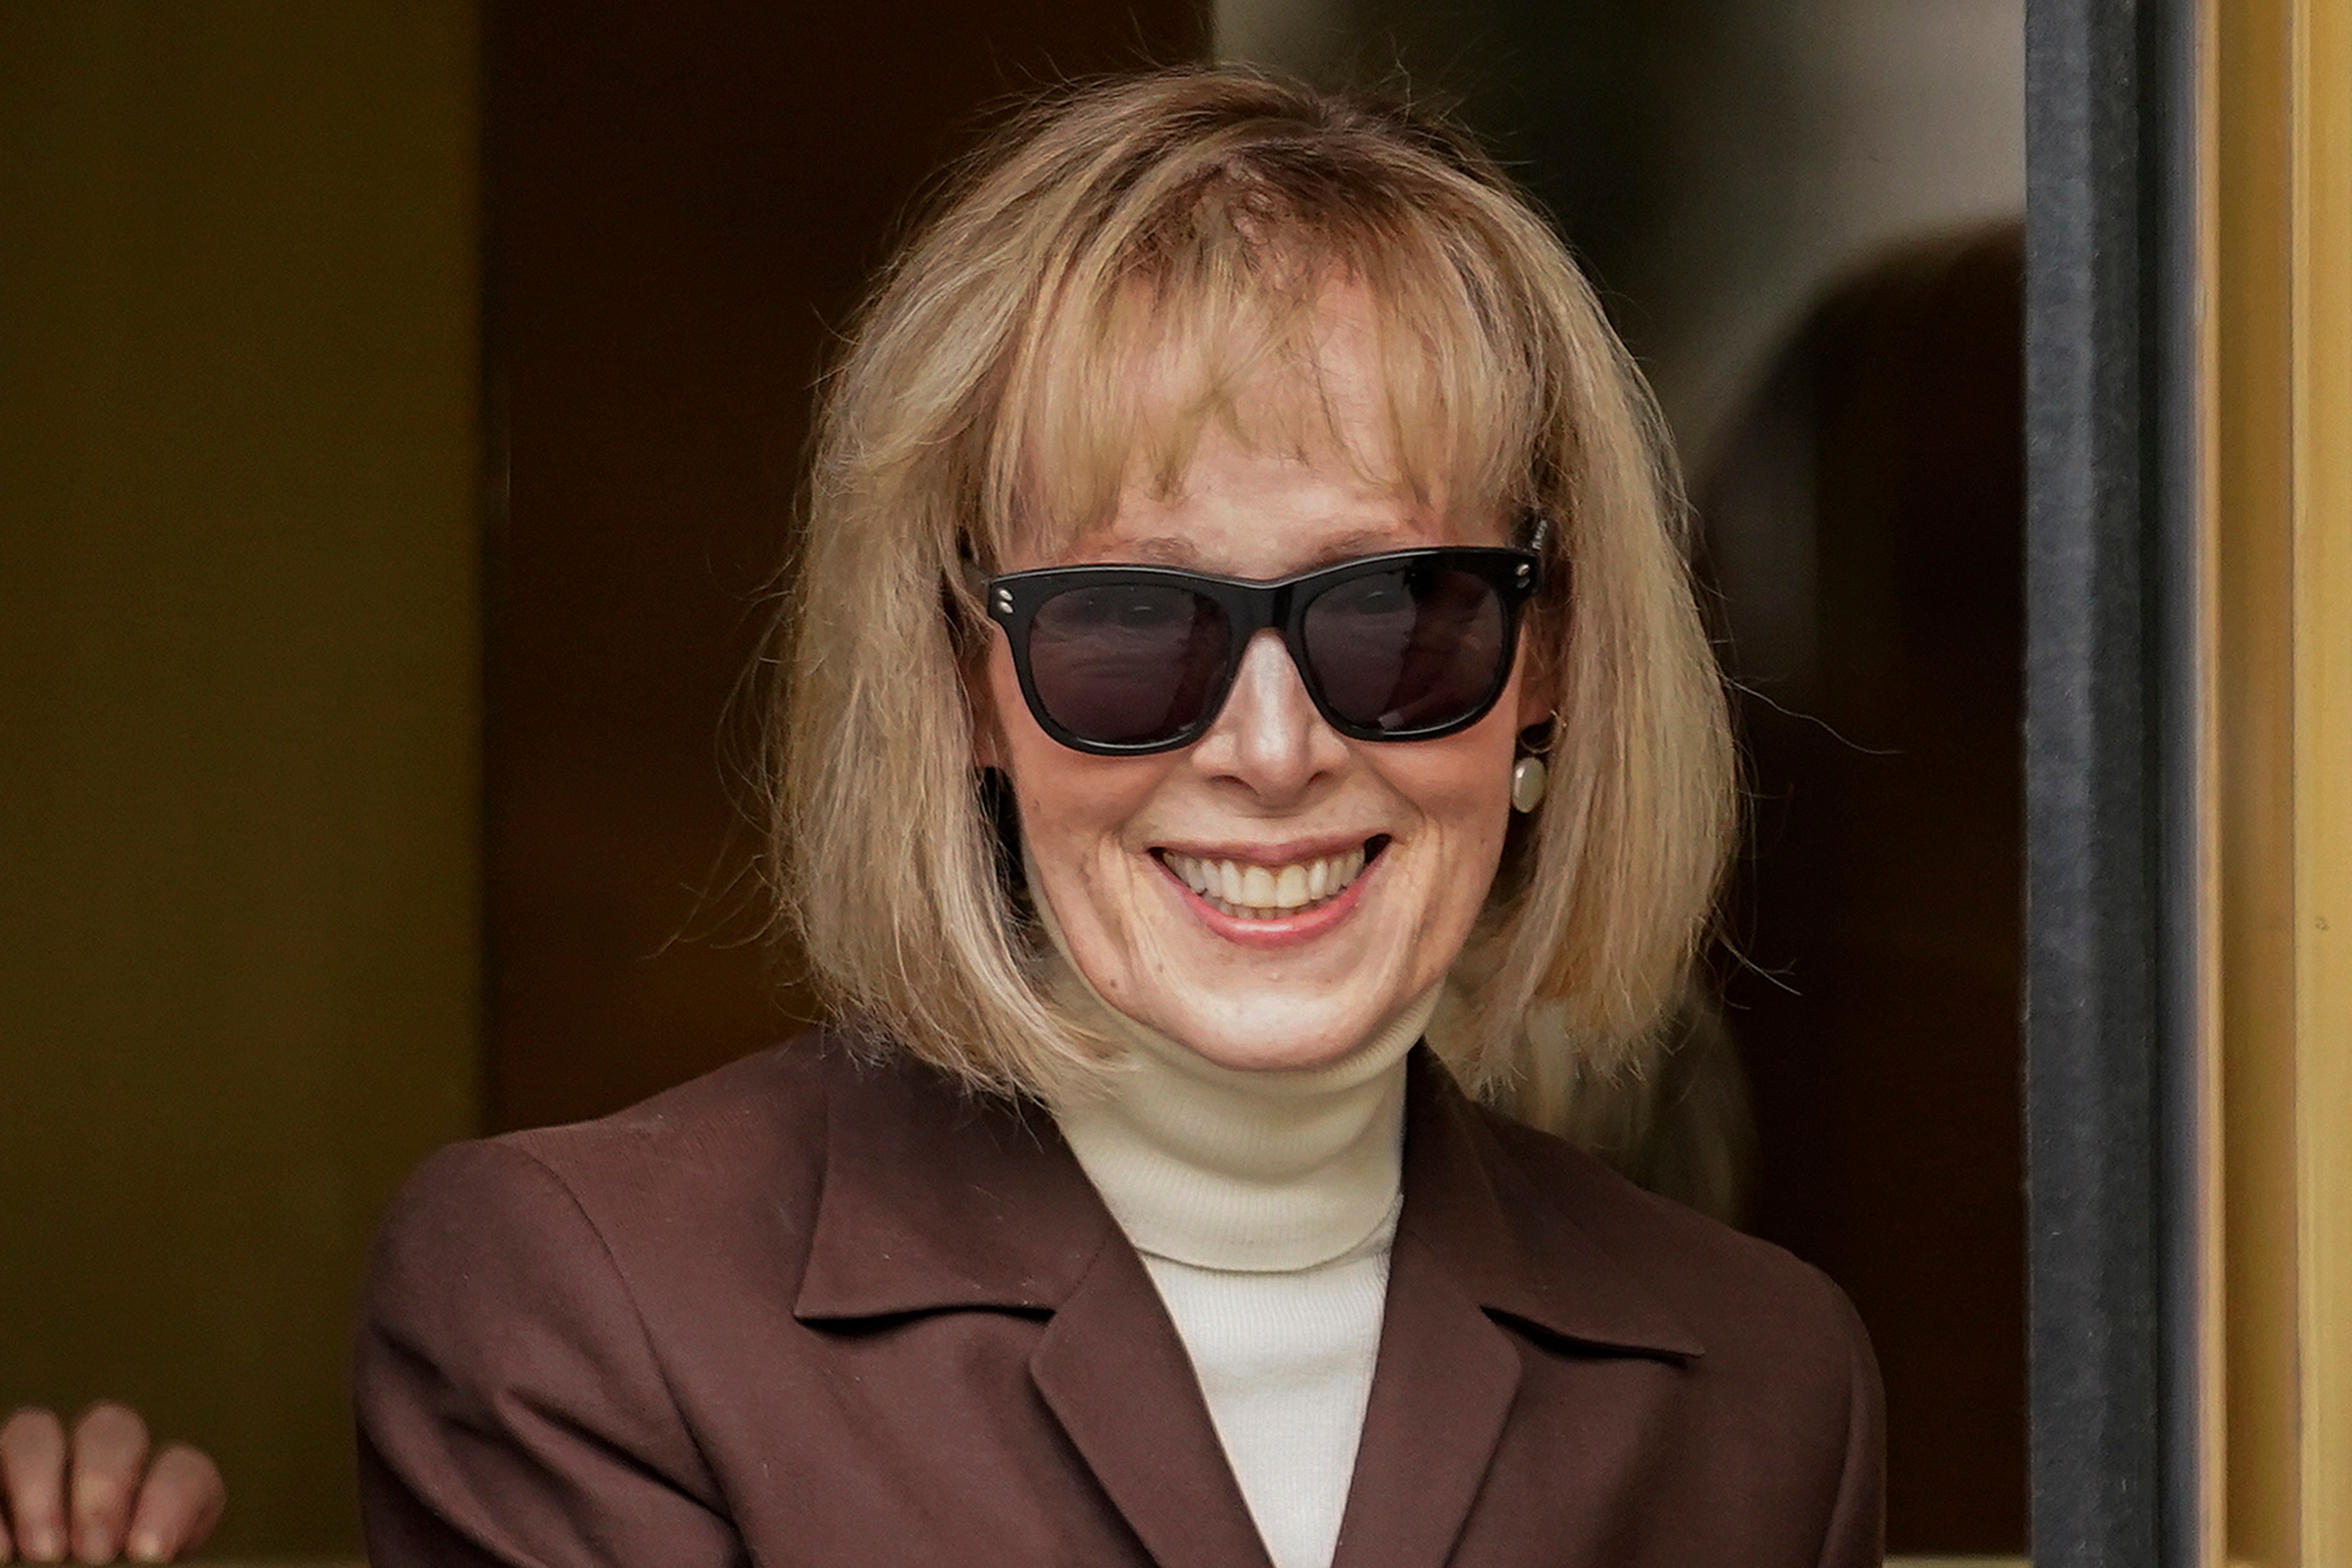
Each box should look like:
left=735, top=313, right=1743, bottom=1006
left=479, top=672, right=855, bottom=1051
left=1813, top=1275, right=1888, bottom=1568
left=354, top=1139, right=747, bottom=1568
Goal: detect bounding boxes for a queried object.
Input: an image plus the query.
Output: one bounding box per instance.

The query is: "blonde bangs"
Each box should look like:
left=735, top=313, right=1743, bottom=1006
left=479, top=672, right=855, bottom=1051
left=968, top=139, right=1549, bottom=565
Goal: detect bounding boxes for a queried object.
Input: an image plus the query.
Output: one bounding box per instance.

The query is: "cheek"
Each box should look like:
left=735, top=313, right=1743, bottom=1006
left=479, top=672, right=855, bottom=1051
left=1389, top=654, right=1536, bottom=843
left=1377, top=729, right=1517, bottom=875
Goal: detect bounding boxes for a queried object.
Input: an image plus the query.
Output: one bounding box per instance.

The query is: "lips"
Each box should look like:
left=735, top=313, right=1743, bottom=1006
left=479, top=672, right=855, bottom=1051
left=1157, top=841, right=1374, bottom=920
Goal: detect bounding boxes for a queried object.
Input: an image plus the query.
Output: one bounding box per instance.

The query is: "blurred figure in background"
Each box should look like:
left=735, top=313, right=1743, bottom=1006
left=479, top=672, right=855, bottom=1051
left=1547, top=983, right=1755, bottom=1227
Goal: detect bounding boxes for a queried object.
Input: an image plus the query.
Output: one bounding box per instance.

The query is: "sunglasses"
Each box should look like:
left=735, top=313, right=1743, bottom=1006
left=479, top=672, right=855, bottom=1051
left=980, top=527, right=1548, bottom=756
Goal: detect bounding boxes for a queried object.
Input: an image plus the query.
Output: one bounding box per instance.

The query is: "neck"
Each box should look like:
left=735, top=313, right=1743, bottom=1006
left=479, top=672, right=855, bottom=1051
left=1032, top=886, right=1439, bottom=1271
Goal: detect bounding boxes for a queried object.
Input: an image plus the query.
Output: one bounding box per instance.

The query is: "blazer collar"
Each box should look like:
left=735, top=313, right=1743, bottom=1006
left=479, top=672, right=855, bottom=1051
left=792, top=1045, right=1116, bottom=1321
left=1331, top=1056, right=1702, bottom=1568
left=792, top=1040, right=1701, bottom=1360
left=1392, top=1049, right=1705, bottom=1359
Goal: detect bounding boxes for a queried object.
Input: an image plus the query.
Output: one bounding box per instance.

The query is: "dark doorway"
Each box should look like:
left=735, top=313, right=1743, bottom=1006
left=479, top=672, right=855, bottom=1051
left=1706, top=226, right=2029, bottom=1553
left=482, top=2, right=1207, bottom=1131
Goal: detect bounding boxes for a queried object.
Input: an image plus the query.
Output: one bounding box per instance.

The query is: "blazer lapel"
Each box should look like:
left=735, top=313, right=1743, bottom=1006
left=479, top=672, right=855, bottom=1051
left=1031, top=1242, right=1277, bottom=1568
left=1332, top=1224, right=1523, bottom=1568
left=1332, top=1051, right=1705, bottom=1568
left=792, top=1044, right=1270, bottom=1568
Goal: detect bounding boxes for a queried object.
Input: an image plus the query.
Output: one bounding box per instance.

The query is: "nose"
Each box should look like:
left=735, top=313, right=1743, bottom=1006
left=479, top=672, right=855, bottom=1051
left=1188, top=630, right=1349, bottom=799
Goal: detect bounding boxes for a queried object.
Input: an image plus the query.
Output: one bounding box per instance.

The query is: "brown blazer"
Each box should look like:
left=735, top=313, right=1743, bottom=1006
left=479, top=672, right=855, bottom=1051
left=356, top=1036, right=1884, bottom=1567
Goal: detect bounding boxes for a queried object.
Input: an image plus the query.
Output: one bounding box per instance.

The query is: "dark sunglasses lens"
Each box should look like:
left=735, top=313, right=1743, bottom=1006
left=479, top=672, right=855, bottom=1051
left=1301, top=566, right=1507, bottom=734
left=1027, top=582, right=1232, bottom=747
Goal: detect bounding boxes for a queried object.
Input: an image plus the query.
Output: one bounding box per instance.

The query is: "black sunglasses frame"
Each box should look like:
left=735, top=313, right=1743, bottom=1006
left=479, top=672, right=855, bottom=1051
left=981, top=540, right=1547, bottom=756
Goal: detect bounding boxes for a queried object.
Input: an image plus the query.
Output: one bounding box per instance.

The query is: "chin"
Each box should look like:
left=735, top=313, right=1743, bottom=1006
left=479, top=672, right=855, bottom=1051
left=1149, top=987, right=1400, bottom=1074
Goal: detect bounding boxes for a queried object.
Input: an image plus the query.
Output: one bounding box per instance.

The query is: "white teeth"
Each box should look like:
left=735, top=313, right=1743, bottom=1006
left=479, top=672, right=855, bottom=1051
left=1161, top=844, right=1371, bottom=920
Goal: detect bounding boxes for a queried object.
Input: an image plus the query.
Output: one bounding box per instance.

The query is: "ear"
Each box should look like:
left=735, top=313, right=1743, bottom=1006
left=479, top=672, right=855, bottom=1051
left=1515, top=678, right=1553, bottom=733
left=1512, top=633, right=1561, bottom=733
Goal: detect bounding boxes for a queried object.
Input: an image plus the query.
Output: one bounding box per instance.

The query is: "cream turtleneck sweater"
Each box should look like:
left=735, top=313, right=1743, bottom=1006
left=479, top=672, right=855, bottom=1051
left=1033, top=893, right=1439, bottom=1568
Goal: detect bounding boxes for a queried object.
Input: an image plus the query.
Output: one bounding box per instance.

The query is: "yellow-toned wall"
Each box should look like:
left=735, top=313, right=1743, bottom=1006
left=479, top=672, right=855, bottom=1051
left=2214, top=0, right=2352, bottom=1558
left=0, top=4, right=480, bottom=1554
left=2287, top=0, right=2352, bottom=1550
left=2216, top=0, right=2301, bottom=1556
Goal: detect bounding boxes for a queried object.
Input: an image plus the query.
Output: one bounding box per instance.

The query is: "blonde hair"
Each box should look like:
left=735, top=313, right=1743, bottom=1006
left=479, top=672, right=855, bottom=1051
left=772, top=67, right=1733, bottom=1131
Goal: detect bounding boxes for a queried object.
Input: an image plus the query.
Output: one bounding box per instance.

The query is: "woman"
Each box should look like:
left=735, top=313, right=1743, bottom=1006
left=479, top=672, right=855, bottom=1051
left=357, top=68, right=1883, bottom=1568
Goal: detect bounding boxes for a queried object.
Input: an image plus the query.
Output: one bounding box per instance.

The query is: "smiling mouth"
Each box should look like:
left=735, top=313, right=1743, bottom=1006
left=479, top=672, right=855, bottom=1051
left=1155, top=837, right=1389, bottom=921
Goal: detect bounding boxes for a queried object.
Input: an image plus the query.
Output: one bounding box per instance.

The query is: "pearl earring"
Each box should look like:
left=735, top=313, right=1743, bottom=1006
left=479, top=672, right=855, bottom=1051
left=1510, top=755, right=1548, bottom=813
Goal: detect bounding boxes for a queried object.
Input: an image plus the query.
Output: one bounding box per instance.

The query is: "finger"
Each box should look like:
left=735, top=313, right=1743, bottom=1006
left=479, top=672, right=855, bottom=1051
left=121, top=1448, right=221, bottom=1565
left=0, top=1409, right=68, bottom=1563
left=66, top=1405, right=147, bottom=1564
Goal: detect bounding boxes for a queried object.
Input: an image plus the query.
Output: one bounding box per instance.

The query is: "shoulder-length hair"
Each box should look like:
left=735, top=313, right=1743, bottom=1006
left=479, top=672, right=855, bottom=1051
left=771, top=67, right=1733, bottom=1132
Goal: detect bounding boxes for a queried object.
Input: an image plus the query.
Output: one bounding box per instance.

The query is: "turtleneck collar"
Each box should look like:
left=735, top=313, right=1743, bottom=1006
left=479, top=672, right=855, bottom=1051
left=1027, top=858, right=1440, bottom=1272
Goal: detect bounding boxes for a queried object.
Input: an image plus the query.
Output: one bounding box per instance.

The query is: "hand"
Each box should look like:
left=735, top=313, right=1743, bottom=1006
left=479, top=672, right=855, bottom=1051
left=0, top=1405, right=223, bottom=1564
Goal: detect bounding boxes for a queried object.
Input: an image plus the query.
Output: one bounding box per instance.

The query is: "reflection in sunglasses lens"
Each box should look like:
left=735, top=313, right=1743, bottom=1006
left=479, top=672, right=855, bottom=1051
left=1303, top=567, right=1503, bottom=733
left=1030, top=584, right=1230, bottom=746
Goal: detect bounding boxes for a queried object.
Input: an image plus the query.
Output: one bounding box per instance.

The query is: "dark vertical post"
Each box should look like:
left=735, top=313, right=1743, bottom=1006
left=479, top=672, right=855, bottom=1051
left=2022, top=0, right=2201, bottom=1561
